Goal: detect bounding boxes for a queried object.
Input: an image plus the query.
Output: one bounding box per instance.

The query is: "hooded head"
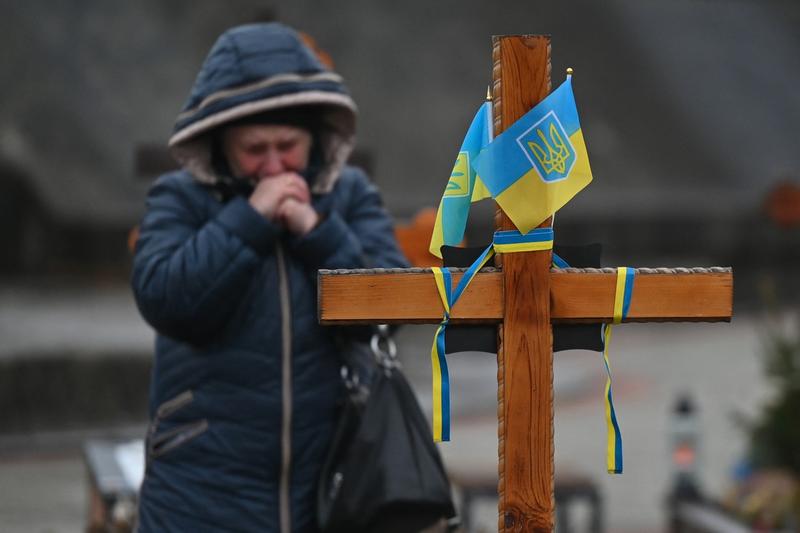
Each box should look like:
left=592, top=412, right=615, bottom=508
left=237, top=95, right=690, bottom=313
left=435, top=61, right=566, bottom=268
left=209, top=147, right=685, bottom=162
left=168, top=23, right=357, bottom=193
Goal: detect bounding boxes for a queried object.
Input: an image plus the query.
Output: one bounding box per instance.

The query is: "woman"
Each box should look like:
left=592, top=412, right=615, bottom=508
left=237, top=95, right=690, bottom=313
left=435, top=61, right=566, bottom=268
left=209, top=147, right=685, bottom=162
left=132, top=23, right=407, bottom=532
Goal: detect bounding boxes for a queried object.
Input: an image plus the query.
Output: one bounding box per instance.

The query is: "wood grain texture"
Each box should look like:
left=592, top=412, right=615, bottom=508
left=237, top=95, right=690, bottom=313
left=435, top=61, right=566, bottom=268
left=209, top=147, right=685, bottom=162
left=318, top=270, right=733, bottom=324
left=494, top=34, right=554, bottom=533
left=492, top=38, right=506, bottom=531
left=551, top=271, right=733, bottom=322
left=318, top=271, right=503, bottom=324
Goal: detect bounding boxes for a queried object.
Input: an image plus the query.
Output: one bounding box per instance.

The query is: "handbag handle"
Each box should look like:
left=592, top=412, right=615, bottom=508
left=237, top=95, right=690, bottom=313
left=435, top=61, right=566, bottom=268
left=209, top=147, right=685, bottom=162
left=338, top=324, right=398, bottom=396
left=370, top=324, right=397, bottom=361
left=370, top=324, right=400, bottom=374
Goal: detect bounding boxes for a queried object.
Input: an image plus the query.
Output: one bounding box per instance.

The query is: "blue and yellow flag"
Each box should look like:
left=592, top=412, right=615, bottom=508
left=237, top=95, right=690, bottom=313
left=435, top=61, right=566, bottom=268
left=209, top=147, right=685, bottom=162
left=429, top=101, right=492, bottom=258
left=472, top=77, right=592, bottom=234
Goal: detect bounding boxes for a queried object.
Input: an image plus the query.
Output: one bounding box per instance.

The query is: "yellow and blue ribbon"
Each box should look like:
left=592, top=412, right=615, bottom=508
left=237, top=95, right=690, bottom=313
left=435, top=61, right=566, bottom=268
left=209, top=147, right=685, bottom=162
left=430, top=235, right=633, bottom=476
left=430, top=267, right=452, bottom=442
left=602, top=266, right=634, bottom=474
left=429, top=227, right=553, bottom=442
left=492, top=228, right=554, bottom=253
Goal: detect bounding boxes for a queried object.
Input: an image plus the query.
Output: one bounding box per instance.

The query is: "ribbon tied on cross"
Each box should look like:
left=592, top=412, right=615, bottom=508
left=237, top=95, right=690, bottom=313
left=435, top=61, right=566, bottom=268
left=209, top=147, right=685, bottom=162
left=428, top=70, right=630, bottom=474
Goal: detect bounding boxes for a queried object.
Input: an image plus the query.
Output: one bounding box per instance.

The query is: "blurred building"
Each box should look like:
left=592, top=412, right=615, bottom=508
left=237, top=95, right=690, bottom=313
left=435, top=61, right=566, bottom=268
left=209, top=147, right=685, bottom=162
left=1, top=0, right=798, bottom=303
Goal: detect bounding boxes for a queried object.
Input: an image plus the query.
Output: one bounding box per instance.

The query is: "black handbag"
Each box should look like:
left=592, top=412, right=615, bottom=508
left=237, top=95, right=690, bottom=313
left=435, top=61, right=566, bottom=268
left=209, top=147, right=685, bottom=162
left=317, top=327, right=457, bottom=533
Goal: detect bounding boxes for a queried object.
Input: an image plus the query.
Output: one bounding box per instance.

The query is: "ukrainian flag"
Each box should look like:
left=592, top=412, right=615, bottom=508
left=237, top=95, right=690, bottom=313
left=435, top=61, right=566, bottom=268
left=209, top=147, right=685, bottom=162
left=472, top=77, right=592, bottom=234
left=471, top=175, right=492, bottom=203
left=429, top=101, right=492, bottom=258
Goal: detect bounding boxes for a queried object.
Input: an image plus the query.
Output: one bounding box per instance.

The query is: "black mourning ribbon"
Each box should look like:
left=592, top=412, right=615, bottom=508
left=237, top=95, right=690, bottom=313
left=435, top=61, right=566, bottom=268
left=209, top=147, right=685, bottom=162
left=440, top=242, right=604, bottom=354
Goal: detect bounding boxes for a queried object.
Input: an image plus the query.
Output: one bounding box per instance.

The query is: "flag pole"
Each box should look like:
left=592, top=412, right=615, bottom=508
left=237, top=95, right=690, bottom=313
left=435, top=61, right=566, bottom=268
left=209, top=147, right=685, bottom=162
left=549, top=67, right=575, bottom=231
left=486, top=85, right=494, bottom=142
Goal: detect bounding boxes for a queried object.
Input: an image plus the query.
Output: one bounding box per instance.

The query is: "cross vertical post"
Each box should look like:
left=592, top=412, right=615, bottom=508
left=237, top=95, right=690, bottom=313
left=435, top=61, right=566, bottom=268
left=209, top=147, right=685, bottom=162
left=492, top=34, right=555, bottom=533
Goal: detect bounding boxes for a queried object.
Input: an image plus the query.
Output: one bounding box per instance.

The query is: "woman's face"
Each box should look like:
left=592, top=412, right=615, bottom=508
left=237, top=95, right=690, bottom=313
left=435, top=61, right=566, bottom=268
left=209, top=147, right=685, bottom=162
left=222, top=124, right=313, bottom=181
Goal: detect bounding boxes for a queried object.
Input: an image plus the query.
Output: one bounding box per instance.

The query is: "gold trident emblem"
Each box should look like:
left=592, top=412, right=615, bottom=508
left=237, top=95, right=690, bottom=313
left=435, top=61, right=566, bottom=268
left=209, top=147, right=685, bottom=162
left=528, top=122, right=571, bottom=175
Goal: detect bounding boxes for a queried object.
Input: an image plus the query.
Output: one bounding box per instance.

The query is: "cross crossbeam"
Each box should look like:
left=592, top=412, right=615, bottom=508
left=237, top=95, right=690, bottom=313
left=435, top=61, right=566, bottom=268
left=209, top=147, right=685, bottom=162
left=319, top=267, right=732, bottom=324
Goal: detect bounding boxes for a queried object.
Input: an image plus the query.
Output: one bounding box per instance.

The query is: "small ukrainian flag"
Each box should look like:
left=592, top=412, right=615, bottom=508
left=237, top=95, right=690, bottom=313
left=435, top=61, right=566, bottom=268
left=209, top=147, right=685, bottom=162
left=472, top=76, right=592, bottom=234
left=429, top=101, right=492, bottom=258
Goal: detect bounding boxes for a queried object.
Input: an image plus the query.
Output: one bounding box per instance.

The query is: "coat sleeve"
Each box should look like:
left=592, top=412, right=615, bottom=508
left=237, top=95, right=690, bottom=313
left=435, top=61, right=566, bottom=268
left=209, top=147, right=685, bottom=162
left=131, top=175, right=280, bottom=343
left=289, top=168, right=409, bottom=270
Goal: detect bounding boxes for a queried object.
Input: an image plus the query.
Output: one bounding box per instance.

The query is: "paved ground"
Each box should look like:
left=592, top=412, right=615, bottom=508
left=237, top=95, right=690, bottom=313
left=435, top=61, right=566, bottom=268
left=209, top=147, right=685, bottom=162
left=0, top=283, right=776, bottom=532
left=0, top=453, right=85, bottom=533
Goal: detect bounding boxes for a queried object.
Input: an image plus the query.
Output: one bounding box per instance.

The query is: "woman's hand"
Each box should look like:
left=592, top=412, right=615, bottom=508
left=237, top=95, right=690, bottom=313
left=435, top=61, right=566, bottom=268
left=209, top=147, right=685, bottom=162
left=248, top=173, right=310, bottom=220
left=276, top=197, right=320, bottom=236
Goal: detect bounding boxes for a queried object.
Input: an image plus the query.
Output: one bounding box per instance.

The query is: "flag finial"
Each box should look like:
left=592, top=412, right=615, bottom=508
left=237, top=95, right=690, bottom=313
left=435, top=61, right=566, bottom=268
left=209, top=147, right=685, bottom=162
left=566, top=67, right=574, bottom=78
left=486, top=85, right=492, bottom=101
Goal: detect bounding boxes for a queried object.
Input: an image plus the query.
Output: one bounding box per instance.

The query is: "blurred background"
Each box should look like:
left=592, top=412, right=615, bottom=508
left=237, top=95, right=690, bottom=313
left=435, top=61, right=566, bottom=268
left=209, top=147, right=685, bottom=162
left=1, top=0, right=799, bottom=531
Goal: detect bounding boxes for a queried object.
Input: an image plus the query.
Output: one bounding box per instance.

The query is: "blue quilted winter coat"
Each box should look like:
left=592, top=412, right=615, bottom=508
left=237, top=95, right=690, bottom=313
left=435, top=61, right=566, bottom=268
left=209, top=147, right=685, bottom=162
left=132, top=23, right=407, bottom=533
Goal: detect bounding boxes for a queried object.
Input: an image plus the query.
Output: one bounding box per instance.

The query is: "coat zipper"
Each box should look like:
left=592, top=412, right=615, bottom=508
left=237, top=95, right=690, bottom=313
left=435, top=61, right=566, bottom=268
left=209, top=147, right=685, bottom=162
left=276, top=244, right=293, bottom=533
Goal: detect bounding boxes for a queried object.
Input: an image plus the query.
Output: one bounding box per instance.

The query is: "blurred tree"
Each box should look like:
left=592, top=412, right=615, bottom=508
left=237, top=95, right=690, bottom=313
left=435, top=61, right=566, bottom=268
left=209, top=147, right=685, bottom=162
left=725, top=291, right=800, bottom=529
left=748, top=312, right=800, bottom=476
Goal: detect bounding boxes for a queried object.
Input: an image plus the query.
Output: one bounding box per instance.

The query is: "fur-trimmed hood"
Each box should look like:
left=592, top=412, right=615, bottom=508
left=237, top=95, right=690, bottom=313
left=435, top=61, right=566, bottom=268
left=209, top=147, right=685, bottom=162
left=168, top=23, right=357, bottom=193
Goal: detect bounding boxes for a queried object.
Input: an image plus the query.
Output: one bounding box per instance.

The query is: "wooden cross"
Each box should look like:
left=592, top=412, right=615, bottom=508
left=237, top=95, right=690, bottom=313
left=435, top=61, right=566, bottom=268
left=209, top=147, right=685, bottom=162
left=318, top=35, right=733, bottom=532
